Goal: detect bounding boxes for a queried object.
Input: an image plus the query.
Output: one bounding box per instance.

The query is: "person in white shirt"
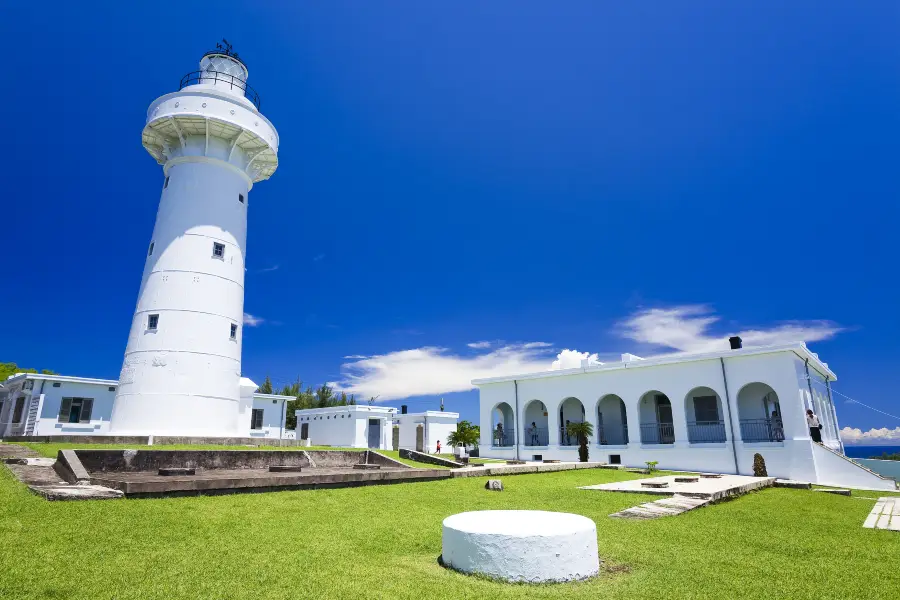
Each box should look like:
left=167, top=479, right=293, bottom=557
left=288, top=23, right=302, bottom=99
left=806, top=409, right=823, bottom=443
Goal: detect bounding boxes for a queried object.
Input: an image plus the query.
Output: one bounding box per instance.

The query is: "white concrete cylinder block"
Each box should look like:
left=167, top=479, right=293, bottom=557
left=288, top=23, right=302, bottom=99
left=441, top=510, right=600, bottom=583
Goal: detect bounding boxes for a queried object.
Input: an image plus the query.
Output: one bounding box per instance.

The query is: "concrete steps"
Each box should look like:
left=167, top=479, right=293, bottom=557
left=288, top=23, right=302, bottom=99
left=610, top=494, right=711, bottom=520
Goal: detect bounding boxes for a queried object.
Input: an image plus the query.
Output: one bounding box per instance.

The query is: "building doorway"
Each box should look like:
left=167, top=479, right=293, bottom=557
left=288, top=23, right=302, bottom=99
left=367, top=418, right=381, bottom=449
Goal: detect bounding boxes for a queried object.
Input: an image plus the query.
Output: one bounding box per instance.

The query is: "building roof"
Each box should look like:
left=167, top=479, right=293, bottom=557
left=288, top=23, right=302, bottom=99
left=0, top=373, right=305, bottom=400
left=1, top=373, right=119, bottom=388
left=254, top=393, right=296, bottom=401
left=395, top=411, right=460, bottom=420
left=294, top=405, right=397, bottom=416
left=471, top=342, right=836, bottom=386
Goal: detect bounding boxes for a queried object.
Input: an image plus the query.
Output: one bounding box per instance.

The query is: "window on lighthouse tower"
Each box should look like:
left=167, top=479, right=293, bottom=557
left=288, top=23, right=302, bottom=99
left=230, top=323, right=238, bottom=340
left=147, top=314, right=159, bottom=331
left=213, top=242, right=225, bottom=259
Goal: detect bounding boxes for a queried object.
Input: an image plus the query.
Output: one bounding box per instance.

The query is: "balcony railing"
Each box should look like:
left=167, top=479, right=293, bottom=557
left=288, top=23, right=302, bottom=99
left=491, top=432, right=515, bottom=447
left=559, top=426, right=584, bottom=446
left=523, top=426, right=549, bottom=446
left=640, top=422, right=675, bottom=444
left=597, top=424, right=629, bottom=446
left=739, top=418, right=784, bottom=443
left=179, top=70, right=262, bottom=110
left=687, top=420, right=727, bottom=443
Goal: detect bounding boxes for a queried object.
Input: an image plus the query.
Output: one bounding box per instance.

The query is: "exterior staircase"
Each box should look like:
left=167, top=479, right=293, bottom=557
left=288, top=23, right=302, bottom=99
left=22, top=395, right=42, bottom=436
left=811, top=441, right=897, bottom=491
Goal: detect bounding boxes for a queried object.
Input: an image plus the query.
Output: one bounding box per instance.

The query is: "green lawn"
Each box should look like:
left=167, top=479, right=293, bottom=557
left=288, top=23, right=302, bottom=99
left=1, top=446, right=899, bottom=599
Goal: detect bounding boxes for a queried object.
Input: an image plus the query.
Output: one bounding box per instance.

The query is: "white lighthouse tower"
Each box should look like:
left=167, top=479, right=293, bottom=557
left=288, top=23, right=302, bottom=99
left=110, top=42, right=278, bottom=436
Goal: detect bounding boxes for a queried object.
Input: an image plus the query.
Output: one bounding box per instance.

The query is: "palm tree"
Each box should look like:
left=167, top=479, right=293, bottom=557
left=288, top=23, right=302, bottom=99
left=447, top=420, right=480, bottom=451
left=566, top=421, right=594, bottom=462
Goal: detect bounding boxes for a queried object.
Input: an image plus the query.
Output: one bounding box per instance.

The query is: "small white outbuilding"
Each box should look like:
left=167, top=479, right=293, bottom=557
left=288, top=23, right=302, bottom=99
left=394, top=411, right=460, bottom=454
left=294, top=405, right=396, bottom=449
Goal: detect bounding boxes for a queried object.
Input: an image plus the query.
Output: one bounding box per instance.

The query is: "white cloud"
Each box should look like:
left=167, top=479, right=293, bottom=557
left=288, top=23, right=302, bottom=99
left=333, top=305, right=844, bottom=402
left=333, top=344, right=573, bottom=401
left=258, top=265, right=280, bottom=273
left=313, top=253, right=326, bottom=262
left=243, top=313, right=264, bottom=326
left=840, top=427, right=900, bottom=445
left=523, top=342, right=553, bottom=349
left=619, top=305, right=842, bottom=353
left=551, top=349, right=600, bottom=370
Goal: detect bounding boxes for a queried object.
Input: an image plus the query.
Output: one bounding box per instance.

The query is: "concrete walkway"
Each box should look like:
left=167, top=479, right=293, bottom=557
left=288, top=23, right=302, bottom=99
left=610, top=494, right=711, bottom=520
left=863, top=497, right=900, bottom=531
left=580, top=474, right=774, bottom=501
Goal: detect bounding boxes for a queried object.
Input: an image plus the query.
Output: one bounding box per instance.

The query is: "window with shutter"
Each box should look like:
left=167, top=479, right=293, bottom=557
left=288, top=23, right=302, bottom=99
left=12, top=398, right=25, bottom=423
left=80, top=398, right=93, bottom=423
left=693, top=396, right=720, bottom=422
left=58, top=398, right=73, bottom=422
left=251, top=408, right=264, bottom=430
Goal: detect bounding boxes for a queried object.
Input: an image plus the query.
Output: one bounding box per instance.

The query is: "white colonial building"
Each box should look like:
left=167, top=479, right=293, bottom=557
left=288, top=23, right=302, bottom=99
left=294, top=406, right=397, bottom=449
left=474, top=340, right=895, bottom=490
left=394, top=411, right=460, bottom=454
left=0, top=373, right=292, bottom=440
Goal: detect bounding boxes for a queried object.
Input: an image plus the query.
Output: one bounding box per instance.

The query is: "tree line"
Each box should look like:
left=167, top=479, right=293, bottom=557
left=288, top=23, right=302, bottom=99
left=256, top=375, right=365, bottom=430
left=1, top=362, right=56, bottom=382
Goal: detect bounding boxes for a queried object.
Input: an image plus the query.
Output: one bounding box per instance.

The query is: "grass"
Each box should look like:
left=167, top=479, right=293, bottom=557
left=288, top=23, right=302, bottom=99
left=2, top=445, right=900, bottom=599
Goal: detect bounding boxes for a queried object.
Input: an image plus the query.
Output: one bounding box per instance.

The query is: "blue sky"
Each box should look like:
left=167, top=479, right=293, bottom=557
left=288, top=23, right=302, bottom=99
left=2, top=3, right=899, bottom=441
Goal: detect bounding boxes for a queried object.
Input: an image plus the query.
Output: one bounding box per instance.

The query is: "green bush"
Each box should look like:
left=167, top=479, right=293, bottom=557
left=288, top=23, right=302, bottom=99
left=753, top=453, right=768, bottom=477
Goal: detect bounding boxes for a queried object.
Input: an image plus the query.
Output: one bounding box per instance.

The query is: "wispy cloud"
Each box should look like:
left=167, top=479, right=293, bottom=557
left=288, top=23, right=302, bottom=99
left=618, top=305, right=842, bottom=353
left=333, top=344, right=559, bottom=401
left=333, top=305, right=844, bottom=401
left=840, top=426, right=900, bottom=444
left=258, top=265, right=280, bottom=273
left=313, top=253, right=326, bottom=262
left=243, top=313, right=264, bottom=326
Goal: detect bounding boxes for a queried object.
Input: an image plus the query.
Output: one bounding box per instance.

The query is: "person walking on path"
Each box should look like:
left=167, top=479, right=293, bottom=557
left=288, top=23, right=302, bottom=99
left=806, top=409, right=823, bottom=443
left=435, top=440, right=441, bottom=455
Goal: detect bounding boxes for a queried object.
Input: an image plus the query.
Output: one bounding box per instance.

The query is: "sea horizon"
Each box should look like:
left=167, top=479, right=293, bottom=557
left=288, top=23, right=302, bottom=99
left=843, top=445, right=900, bottom=459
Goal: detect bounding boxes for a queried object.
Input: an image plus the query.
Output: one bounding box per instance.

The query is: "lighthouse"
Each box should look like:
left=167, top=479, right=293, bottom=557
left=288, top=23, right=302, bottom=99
left=110, top=43, right=279, bottom=436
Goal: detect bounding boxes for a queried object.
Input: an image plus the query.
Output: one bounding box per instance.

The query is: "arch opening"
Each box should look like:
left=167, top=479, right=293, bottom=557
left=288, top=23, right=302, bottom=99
left=558, top=397, right=585, bottom=446
left=491, top=402, right=515, bottom=447
left=523, top=400, right=549, bottom=446
left=684, top=386, right=726, bottom=443
left=737, top=383, right=783, bottom=442
left=639, top=391, right=675, bottom=444
left=596, top=395, right=629, bottom=445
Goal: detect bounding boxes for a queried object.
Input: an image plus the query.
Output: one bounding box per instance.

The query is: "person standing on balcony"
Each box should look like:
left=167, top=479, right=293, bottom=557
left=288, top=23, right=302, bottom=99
left=530, top=421, right=539, bottom=445
left=806, top=409, right=823, bottom=443
left=771, top=410, right=784, bottom=442
left=495, top=422, right=504, bottom=446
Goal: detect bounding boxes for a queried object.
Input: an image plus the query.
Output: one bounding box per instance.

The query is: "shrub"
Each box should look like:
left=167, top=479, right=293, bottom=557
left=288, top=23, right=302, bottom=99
left=753, top=453, right=768, bottom=477
left=646, top=460, right=659, bottom=473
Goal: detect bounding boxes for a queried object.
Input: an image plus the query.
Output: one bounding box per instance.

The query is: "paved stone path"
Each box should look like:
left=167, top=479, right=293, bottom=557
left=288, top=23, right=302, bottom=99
left=0, top=443, right=40, bottom=460
left=610, top=494, right=711, bottom=520
left=863, top=497, right=900, bottom=531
